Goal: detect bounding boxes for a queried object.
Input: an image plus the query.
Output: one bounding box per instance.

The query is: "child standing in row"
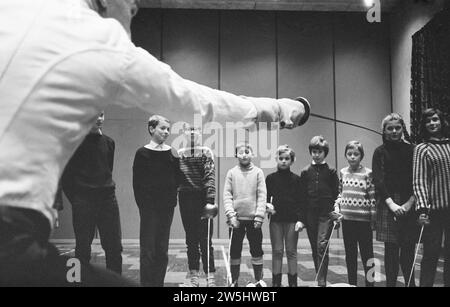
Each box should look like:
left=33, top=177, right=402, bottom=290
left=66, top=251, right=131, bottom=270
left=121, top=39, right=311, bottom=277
left=413, top=108, right=450, bottom=287
left=335, top=141, right=376, bottom=287
left=178, top=124, right=217, bottom=287
left=372, top=113, right=417, bottom=287
left=266, top=145, right=305, bottom=287
left=133, top=115, right=181, bottom=287
left=300, top=136, right=340, bottom=287
left=223, top=143, right=267, bottom=287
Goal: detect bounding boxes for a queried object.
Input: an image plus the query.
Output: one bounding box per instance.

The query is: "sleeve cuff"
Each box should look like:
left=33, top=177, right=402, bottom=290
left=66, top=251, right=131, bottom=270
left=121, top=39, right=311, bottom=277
left=417, top=207, right=429, bottom=215
left=248, top=97, right=280, bottom=124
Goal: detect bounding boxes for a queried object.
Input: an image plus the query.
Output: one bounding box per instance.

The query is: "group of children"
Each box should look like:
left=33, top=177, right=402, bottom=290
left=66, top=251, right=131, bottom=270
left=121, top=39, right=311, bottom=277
left=224, top=137, right=370, bottom=287
left=134, top=108, right=449, bottom=287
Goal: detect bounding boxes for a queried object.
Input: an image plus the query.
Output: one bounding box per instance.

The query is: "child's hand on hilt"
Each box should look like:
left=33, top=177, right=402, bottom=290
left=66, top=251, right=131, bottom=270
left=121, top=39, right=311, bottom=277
left=294, top=221, right=305, bottom=232
left=266, top=203, right=276, bottom=215
left=254, top=221, right=262, bottom=229
left=202, top=203, right=218, bottom=219
left=418, top=213, right=430, bottom=226
left=329, top=211, right=343, bottom=229
left=228, top=216, right=240, bottom=229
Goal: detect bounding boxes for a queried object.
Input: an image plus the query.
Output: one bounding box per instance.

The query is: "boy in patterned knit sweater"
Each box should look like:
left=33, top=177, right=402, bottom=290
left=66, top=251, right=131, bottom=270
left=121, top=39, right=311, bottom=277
left=335, top=141, right=376, bottom=287
left=178, top=124, right=217, bottom=287
left=224, top=143, right=267, bottom=286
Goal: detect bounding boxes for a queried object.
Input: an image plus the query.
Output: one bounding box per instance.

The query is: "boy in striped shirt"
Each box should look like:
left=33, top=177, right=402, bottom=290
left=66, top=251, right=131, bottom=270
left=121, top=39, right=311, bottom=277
left=178, top=124, right=217, bottom=287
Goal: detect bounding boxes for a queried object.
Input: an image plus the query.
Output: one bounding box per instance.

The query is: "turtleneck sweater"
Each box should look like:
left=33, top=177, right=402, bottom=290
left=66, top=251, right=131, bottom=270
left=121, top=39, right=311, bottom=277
left=266, top=168, right=304, bottom=223
left=372, top=140, right=414, bottom=204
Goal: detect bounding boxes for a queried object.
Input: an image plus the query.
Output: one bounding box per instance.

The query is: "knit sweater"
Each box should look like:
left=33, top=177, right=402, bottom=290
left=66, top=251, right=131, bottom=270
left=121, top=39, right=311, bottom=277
left=335, top=166, right=376, bottom=222
left=299, top=163, right=339, bottom=210
left=223, top=163, right=267, bottom=223
left=132, top=147, right=180, bottom=210
left=413, top=138, right=450, bottom=212
left=266, top=169, right=305, bottom=223
left=178, top=146, right=215, bottom=204
left=61, top=133, right=115, bottom=194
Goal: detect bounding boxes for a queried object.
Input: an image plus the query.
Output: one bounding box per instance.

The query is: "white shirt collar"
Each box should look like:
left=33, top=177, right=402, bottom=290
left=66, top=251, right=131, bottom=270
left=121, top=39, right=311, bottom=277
left=312, top=160, right=326, bottom=165
left=145, top=140, right=171, bottom=151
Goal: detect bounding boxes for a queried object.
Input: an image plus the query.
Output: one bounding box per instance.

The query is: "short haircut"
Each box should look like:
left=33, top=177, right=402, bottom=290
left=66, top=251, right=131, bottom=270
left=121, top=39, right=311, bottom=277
left=419, top=108, right=449, bottom=141
left=148, top=115, right=170, bottom=135
left=344, top=140, right=364, bottom=160
left=276, top=145, right=295, bottom=162
left=309, top=135, right=329, bottom=157
left=235, top=143, right=254, bottom=157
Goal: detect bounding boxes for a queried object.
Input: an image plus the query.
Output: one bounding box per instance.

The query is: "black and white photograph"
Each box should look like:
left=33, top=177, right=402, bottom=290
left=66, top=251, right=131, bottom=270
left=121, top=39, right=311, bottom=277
left=0, top=0, right=449, bottom=295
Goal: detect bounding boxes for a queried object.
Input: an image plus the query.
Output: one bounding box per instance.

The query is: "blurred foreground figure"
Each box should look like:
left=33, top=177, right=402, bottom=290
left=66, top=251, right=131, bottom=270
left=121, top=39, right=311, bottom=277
left=0, top=0, right=309, bottom=286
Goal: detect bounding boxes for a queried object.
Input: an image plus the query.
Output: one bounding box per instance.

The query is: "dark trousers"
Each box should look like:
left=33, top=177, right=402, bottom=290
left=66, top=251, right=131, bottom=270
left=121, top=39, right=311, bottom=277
left=68, top=189, right=123, bottom=274
left=139, top=206, right=174, bottom=287
left=270, top=222, right=298, bottom=275
left=384, top=241, right=416, bottom=287
left=420, top=211, right=450, bottom=287
left=230, top=220, right=263, bottom=262
left=306, top=208, right=333, bottom=286
left=179, top=192, right=215, bottom=274
left=0, top=206, right=135, bottom=287
left=342, top=220, right=374, bottom=286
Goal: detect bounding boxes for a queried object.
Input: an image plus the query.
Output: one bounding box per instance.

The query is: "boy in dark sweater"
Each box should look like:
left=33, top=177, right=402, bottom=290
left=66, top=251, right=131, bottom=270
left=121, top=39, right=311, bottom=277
left=133, top=115, right=181, bottom=287
left=60, top=112, right=123, bottom=274
left=299, top=136, right=340, bottom=287
left=266, top=145, right=305, bottom=287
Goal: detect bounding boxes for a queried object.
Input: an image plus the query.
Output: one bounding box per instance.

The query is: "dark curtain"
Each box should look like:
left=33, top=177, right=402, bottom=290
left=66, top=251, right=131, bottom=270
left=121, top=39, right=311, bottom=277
left=410, top=9, right=450, bottom=143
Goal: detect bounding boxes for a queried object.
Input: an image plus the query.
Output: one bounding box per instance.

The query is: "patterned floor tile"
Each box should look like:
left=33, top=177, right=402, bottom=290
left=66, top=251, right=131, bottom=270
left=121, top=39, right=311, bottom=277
left=56, top=239, right=445, bottom=287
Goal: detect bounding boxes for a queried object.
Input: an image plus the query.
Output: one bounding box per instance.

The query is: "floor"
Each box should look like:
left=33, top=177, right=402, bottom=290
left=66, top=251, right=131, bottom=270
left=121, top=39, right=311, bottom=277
left=55, top=239, right=445, bottom=287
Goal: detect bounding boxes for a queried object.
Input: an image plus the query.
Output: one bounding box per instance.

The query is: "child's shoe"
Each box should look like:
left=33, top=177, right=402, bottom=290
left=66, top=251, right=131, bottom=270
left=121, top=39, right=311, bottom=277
left=189, top=270, right=200, bottom=287
left=230, top=264, right=240, bottom=286
left=206, top=274, right=216, bottom=287
left=272, top=274, right=282, bottom=287
left=288, top=274, right=298, bottom=287
left=252, top=264, right=263, bottom=281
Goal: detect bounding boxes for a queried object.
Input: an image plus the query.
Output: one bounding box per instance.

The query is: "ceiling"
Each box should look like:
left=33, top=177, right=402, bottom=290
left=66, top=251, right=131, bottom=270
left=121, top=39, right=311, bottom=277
left=138, top=0, right=404, bottom=11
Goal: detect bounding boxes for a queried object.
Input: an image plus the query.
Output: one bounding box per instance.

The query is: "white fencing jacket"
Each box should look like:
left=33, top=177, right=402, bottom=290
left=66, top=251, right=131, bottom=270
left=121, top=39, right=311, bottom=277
left=0, top=0, right=305, bottom=229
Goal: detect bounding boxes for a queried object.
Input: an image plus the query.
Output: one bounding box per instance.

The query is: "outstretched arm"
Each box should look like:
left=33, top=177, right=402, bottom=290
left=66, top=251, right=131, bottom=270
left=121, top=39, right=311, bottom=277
left=118, top=46, right=310, bottom=129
